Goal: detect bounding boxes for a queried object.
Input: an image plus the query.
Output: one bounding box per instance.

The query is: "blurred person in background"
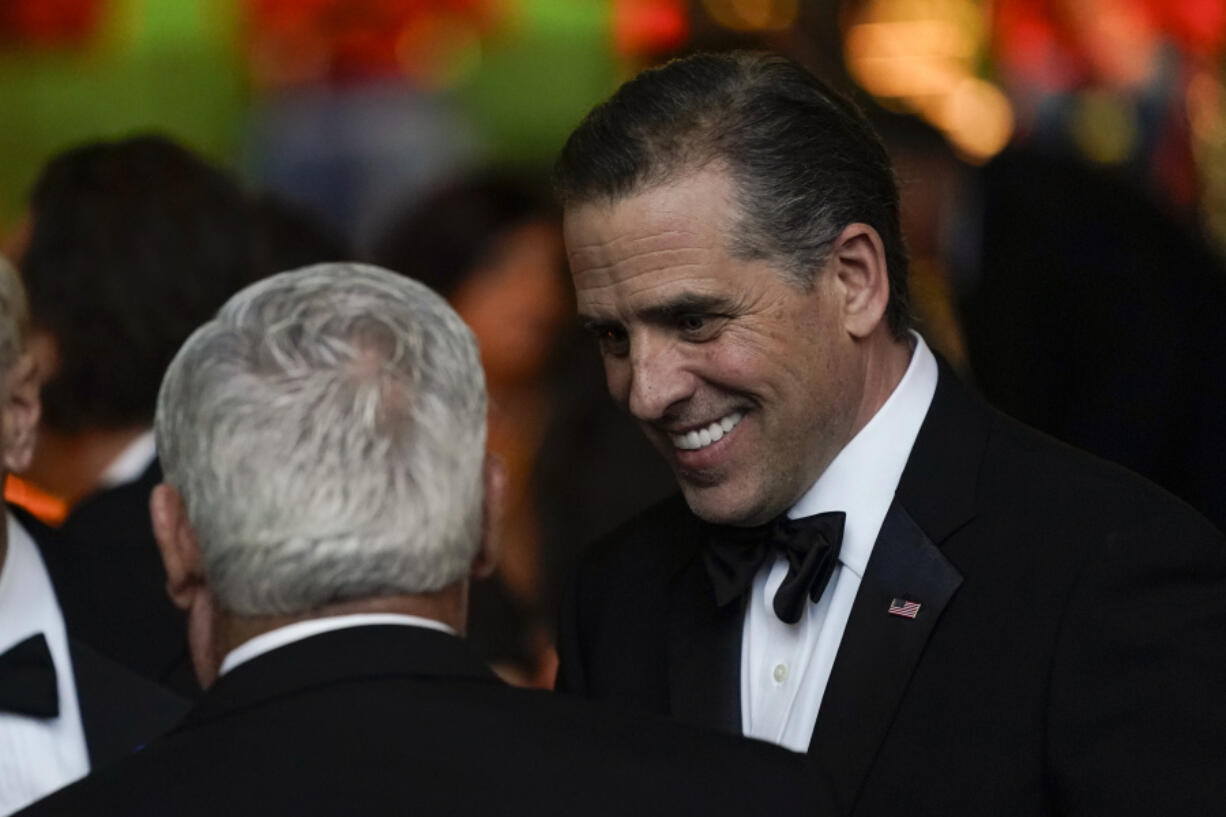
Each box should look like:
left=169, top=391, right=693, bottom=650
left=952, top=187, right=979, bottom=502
left=14, top=262, right=826, bottom=817
left=373, top=170, right=674, bottom=686
left=959, top=148, right=1226, bottom=533
left=9, top=134, right=258, bottom=697
left=0, top=255, right=185, bottom=816
left=249, top=192, right=351, bottom=280
left=947, top=0, right=1226, bottom=533
left=371, top=171, right=569, bottom=685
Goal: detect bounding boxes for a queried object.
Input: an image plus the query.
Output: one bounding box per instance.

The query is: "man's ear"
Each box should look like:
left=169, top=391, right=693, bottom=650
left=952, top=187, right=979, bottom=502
left=829, top=222, right=890, bottom=339
left=25, top=330, right=58, bottom=386
left=2, top=352, right=40, bottom=475
left=471, top=453, right=506, bottom=580
left=150, top=483, right=206, bottom=610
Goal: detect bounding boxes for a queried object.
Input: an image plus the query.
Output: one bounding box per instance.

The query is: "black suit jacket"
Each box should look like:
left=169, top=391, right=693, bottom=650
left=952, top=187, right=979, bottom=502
left=65, top=639, right=188, bottom=769
left=18, top=625, right=829, bottom=816
left=31, top=461, right=198, bottom=697
left=11, top=506, right=188, bottom=771
left=557, top=364, right=1226, bottom=816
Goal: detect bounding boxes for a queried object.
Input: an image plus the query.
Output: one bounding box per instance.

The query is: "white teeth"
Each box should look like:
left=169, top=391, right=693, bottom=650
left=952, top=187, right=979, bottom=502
left=671, top=411, right=743, bottom=451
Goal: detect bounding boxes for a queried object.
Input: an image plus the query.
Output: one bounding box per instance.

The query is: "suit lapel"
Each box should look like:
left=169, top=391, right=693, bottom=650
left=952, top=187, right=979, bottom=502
left=666, top=553, right=743, bottom=735
left=808, top=503, right=962, bottom=806
left=69, top=638, right=189, bottom=767
left=658, top=359, right=991, bottom=773
left=808, top=360, right=987, bottom=807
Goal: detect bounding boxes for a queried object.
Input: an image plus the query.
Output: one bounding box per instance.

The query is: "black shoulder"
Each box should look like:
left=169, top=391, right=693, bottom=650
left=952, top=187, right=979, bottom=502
left=980, top=407, right=1224, bottom=546
left=577, top=492, right=702, bottom=579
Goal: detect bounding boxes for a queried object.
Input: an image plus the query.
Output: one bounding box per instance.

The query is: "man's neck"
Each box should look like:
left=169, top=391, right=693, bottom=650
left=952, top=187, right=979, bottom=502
left=22, top=425, right=150, bottom=507
left=846, top=333, right=916, bottom=444
left=210, top=587, right=468, bottom=679
left=221, top=597, right=459, bottom=651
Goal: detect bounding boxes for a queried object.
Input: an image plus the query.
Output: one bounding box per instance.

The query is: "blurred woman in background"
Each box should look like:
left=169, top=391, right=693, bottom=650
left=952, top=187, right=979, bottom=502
left=371, top=171, right=571, bottom=686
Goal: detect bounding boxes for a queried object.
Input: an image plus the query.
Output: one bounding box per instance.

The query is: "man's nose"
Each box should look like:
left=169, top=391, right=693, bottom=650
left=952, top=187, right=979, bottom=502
left=625, top=338, right=693, bottom=422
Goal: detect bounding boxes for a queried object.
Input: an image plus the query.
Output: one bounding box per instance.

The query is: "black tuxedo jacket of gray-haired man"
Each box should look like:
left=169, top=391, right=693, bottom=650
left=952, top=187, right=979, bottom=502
left=11, top=505, right=189, bottom=770
left=15, top=624, right=833, bottom=817
left=556, top=361, right=1226, bottom=816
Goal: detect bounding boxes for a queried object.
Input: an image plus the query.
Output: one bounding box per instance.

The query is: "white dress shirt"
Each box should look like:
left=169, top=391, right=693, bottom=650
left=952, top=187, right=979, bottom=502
left=741, top=334, right=938, bottom=752
left=219, top=613, right=457, bottom=677
left=0, top=513, right=90, bottom=815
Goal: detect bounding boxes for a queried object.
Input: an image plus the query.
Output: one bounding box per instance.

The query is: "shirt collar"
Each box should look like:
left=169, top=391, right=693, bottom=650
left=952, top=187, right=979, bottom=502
left=0, top=512, right=50, bottom=648
left=788, top=332, right=938, bottom=578
left=98, top=430, right=157, bottom=488
left=219, top=613, right=456, bottom=677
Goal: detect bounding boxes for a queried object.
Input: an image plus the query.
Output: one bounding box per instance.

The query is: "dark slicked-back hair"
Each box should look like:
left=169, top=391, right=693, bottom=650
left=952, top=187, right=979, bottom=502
left=22, top=134, right=256, bottom=431
left=554, top=51, right=912, bottom=337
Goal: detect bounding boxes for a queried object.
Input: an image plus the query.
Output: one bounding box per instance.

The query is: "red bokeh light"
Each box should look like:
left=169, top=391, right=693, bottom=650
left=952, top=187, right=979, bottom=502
left=613, top=0, right=688, bottom=57
left=247, top=0, right=491, bottom=85
left=0, top=0, right=108, bottom=47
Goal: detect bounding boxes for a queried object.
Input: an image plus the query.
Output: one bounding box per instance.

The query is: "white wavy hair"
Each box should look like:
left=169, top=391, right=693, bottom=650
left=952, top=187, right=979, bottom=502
left=155, top=263, right=487, bottom=616
left=0, top=254, right=28, bottom=377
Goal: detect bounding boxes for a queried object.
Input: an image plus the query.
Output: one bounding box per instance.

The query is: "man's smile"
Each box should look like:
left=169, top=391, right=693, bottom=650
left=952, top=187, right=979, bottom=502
left=670, top=410, right=744, bottom=451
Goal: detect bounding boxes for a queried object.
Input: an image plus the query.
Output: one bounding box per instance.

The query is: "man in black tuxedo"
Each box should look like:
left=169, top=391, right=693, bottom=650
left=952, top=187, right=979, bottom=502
left=554, top=51, right=1226, bottom=816
left=17, top=262, right=823, bottom=816
left=14, top=135, right=264, bottom=698
left=0, top=257, right=184, bottom=814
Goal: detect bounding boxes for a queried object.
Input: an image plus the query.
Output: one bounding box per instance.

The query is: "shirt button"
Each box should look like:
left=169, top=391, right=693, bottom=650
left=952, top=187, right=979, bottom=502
left=772, top=663, right=788, bottom=683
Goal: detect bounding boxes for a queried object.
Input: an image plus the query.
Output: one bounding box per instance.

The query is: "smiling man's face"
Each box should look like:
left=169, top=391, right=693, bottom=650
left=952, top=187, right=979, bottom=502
left=565, top=167, right=867, bottom=526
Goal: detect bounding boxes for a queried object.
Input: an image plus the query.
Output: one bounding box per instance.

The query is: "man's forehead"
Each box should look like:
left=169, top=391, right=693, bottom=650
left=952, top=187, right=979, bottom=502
left=566, top=227, right=710, bottom=279
left=563, top=171, right=740, bottom=286
left=566, top=230, right=733, bottom=315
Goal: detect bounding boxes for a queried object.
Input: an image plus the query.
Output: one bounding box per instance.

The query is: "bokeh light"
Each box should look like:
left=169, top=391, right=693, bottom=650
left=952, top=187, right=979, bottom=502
left=844, top=0, right=1014, bottom=164
left=701, top=0, right=798, bottom=32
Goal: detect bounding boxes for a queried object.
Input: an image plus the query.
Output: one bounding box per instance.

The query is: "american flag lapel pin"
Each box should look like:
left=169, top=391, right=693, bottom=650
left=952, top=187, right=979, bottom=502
left=888, top=597, right=921, bottom=619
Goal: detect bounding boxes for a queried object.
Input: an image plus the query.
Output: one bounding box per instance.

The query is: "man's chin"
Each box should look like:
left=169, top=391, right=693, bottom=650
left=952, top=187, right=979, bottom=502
left=678, top=481, right=774, bottom=528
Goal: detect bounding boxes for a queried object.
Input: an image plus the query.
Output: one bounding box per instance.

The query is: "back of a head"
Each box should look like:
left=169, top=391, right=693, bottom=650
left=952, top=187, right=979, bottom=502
left=0, top=256, right=36, bottom=483
left=0, top=256, right=29, bottom=387
left=155, top=263, right=487, bottom=616
left=554, top=50, right=911, bottom=336
left=22, top=134, right=256, bottom=432
left=370, top=170, right=556, bottom=300
left=250, top=193, right=351, bottom=280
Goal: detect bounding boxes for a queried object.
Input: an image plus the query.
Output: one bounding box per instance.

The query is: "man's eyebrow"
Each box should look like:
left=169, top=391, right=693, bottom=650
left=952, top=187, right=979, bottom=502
left=578, top=313, right=619, bottom=333
left=578, top=294, right=736, bottom=332
left=639, top=294, right=736, bottom=323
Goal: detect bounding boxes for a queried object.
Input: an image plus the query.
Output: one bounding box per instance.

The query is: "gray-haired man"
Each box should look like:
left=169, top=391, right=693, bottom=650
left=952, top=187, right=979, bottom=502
left=17, top=263, right=827, bottom=816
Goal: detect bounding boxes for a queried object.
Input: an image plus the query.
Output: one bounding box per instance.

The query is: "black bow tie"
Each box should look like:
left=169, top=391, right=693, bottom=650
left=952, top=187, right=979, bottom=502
left=0, top=633, right=59, bottom=718
left=703, top=511, right=845, bottom=625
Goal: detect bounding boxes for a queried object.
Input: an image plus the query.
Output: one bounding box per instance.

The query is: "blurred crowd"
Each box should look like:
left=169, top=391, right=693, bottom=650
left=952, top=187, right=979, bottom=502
left=3, top=106, right=1226, bottom=703
left=0, top=133, right=676, bottom=695
left=0, top=14, right=1222, bottom=805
